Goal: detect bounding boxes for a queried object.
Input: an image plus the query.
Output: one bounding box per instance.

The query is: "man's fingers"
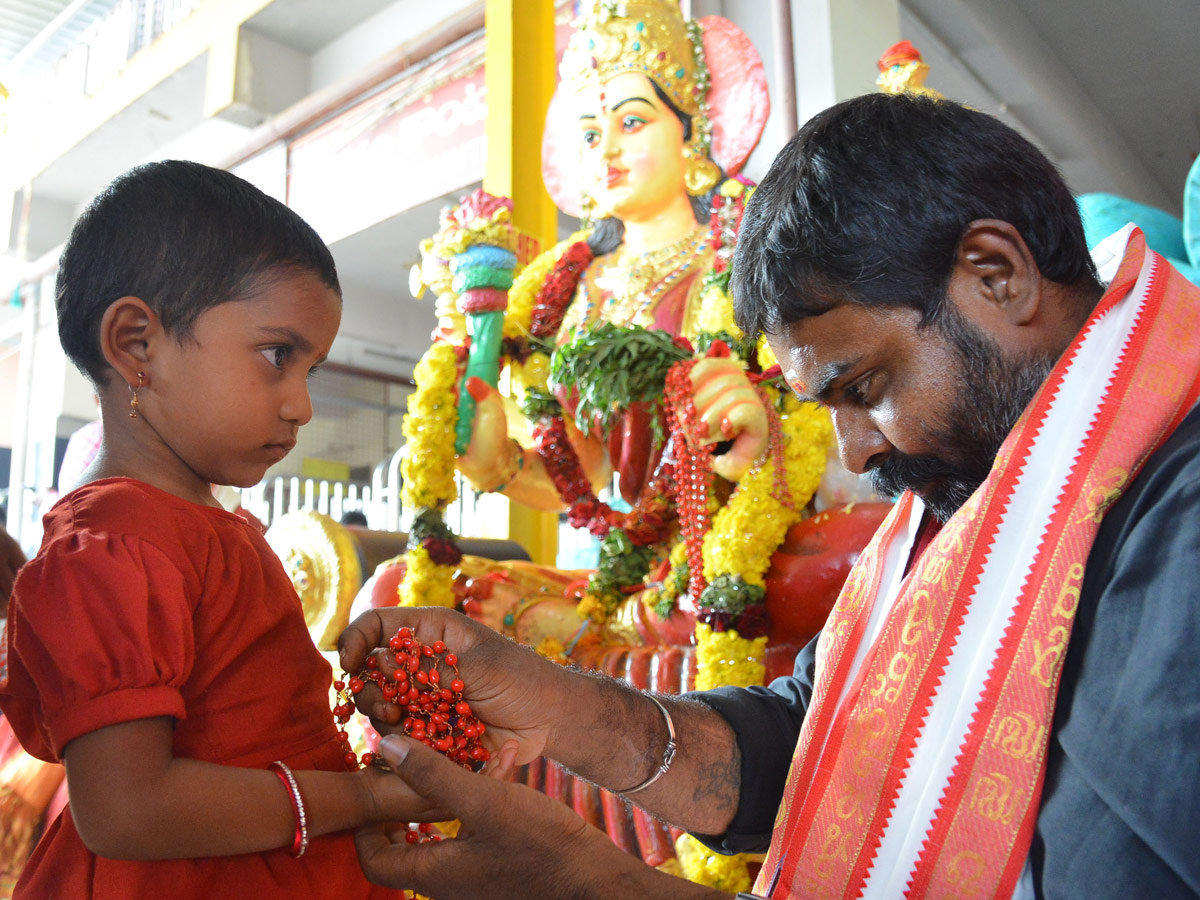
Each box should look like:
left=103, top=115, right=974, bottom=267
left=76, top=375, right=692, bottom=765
left=377, top=734, right=489, bottom=818
left=338, top=608, right=391, bottom=671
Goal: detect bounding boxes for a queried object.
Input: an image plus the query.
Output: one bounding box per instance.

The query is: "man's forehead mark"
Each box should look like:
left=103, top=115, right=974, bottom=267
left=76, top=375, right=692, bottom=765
left=789, top=358, right=860, bottom=404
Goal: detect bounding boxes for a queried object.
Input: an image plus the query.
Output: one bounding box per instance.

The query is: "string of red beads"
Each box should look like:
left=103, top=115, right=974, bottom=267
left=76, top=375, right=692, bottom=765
left=663, top=359, right=713, bottom=600
left=332, top=627, right=491, bottom=771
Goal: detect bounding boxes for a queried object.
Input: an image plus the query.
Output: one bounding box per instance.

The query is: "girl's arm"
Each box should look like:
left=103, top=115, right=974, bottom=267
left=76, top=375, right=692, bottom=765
left=63, top=716, right=450, bottom=860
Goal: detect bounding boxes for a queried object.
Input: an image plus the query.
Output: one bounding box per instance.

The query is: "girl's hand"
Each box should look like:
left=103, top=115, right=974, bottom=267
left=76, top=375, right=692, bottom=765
left=356, top=739, right=519, bottom=825
left=688, top=358, right=769, bottom=481
left=339, top=608, right=567, bottom=765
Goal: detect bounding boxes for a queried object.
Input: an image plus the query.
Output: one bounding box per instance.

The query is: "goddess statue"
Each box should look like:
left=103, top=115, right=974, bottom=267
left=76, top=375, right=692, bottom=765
left=362, top=3, right=887, bottom=886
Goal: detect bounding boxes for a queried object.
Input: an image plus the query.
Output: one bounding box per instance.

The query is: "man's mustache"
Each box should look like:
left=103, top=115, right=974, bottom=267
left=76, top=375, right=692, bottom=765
left=868, top=451, right=962, bottom=499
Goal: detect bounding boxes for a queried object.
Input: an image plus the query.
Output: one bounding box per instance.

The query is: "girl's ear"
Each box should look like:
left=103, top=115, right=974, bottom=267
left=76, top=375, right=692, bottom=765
left=98, top=296, right=161, bottom=387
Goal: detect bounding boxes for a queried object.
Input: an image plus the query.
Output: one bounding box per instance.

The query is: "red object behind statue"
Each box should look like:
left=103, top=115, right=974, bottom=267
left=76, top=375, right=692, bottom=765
left=763, top=501, right=892, bottom=644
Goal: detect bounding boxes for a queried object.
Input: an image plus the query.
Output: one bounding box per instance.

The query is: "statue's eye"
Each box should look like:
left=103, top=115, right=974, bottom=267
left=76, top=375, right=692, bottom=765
left=582, top=128, right=601, bottom=147
left=621, top=115, right=646, bottom=132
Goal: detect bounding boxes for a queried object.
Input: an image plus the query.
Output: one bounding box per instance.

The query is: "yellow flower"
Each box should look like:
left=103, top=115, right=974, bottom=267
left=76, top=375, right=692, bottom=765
left=702, top=389, right=830, bottom=588
left=696, top=283, right=744, bottom=339
left=430, top=211, right=519, bottom=258
left=535, top=636, right=568, bottom=664
left=757, top=335, right=778, bottom=370
left=576, top=592, right=609, bottom=624
left=509, top=351, right=552, bottom=397
left=399, top=544, right=457, bottom=608
left=674, top=833, right=754, bottom=892
left=693, top=623, right=767, bottom=690
left=401, top=342, right=460, bottom=512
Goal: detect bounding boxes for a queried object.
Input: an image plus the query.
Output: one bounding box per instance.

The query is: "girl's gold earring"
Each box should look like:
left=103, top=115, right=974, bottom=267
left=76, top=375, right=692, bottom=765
left=129, top=371, right=145, bottom=418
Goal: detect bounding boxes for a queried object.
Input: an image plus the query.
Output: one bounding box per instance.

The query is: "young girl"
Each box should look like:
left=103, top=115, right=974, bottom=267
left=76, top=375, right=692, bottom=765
left=0, top=161, right=448, bottom=898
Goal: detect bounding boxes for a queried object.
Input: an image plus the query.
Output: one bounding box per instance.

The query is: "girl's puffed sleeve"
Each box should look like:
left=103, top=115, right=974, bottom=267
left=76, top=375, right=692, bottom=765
left=1, top=531, right=195, bottom=760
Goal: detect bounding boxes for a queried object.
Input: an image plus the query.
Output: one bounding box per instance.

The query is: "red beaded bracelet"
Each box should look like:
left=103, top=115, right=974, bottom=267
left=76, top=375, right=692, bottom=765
left=269, top=761, right=309, bottom=858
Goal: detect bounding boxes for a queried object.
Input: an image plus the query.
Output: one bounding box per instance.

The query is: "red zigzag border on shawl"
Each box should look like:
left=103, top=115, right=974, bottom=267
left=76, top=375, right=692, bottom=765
left=903, top=251, right=1160, bottom=900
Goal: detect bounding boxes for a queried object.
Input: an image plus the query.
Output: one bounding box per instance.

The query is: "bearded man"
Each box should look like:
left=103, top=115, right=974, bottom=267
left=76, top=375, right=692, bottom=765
left=343, top=94, right=1200, bottom=900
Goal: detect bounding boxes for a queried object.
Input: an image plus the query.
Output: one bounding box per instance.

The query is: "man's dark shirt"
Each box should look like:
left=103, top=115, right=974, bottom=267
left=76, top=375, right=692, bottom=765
left=690, top=404, right=1200, bottom=899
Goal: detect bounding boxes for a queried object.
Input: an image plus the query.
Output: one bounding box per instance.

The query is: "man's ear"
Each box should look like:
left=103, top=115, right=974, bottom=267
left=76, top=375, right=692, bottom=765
left=98, top=296, right=160, bottom=387
left=954, top=219, right=1041, bottom=327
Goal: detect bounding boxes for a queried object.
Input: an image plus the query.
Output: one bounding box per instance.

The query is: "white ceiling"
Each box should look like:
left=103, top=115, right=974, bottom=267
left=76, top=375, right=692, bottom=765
left=3, top=0, right=1197, bottom=381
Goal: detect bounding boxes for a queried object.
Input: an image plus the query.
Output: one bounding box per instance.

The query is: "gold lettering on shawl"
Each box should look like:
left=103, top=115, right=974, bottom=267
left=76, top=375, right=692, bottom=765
left=992, top=712, right=1045, bottom=763
left=901, top=589, right=935, bottom=645
left=969, top=772, right=1025, bottom=825
left=1166, top=302, right=1199, bottom=347
left=1051, top=563, right=1085, bottom=620
left=882, top=650, right=913, bottom=703
left=946, top=850, right=986, bottom=896
left=1031, top=625, right=1070, bottom=688
left=936, top=522, right=965, bottom=556
left=919, top=554, right=951, bottom=590
left=845, top=707, right=888, bottom=776
left=814, top=823, right=853, bottom=879
left=835, top=566, right=869, bottom=615
left=1077, top=467, right=1127, bottom=524
left=1138, top=361, right=1184, bottom=399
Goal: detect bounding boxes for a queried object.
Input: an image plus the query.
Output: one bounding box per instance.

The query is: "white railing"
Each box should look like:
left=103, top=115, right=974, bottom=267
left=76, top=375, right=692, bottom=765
left=237, top=477, right=374, bottom=532
left=241, top=447, right=500, bottom=537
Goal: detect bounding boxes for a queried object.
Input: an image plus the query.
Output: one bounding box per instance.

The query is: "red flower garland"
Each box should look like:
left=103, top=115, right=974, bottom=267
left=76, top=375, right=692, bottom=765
left=530, top=240, right=594, bottom=338
left=531, top=414, right=675, bottom=545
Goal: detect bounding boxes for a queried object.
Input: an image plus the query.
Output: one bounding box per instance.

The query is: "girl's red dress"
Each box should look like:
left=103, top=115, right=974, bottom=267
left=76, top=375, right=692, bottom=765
left=0, top=479, right=403, bottom=898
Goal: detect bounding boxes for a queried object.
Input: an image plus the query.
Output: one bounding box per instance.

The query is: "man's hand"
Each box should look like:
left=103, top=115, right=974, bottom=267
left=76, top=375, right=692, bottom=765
left=0, top=524, right=26, bottom=602
left=355, top=735, right=719, bottom=900
left=338, top=607, right=567, bottom=765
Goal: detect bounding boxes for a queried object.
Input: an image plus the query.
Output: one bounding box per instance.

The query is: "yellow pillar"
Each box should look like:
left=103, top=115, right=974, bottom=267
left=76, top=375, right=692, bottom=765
left=483, top=0, right=560, bottom=565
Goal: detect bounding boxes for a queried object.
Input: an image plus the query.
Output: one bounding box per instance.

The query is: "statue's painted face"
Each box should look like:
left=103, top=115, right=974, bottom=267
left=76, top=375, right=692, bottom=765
left=577, top=71, right=688, bottom=224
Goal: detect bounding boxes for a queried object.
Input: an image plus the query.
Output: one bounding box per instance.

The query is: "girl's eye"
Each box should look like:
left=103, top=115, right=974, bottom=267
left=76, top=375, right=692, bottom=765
left=307, top=364, right=322, bottom=381
left=261, top=346, right=288, bottom=369
left=582, top=129, right=600, bottom=148
left=621, top=115, right=646, bottom=132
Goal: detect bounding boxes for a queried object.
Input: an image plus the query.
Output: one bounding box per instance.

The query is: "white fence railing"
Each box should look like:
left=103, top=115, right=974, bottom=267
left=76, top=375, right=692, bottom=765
left=239, top=447, right=502, bottom=538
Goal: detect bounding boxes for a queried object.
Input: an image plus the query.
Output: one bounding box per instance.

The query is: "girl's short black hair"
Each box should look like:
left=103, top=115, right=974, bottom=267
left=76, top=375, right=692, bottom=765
left=56, top=159, right=341, bottom=384
left=731, top=93, right=1100, bottom=336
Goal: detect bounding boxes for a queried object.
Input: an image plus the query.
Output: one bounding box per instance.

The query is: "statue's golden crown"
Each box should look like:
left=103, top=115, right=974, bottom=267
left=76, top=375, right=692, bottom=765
left=560, top=0, right=711, bottom=145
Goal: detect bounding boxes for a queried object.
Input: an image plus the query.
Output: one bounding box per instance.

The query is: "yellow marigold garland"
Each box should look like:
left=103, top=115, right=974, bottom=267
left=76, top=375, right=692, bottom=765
left=702, top=390, right=831, bottom=588
left=401, top=342, right=460, bottom=511
left=401, top=543, right=457, bottom=609
left=674, top=833, right=754, bottom=893
left=398, top=342, right=460, bottom=608
left=693, top=622, right=768, bottom=691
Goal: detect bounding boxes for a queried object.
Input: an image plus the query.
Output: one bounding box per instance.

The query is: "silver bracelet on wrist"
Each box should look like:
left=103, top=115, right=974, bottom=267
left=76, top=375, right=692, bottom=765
left=619, top=693, right=677, bottom=795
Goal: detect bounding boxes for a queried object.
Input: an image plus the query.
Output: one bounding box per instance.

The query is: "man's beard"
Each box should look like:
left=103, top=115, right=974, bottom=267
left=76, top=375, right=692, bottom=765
left=868, top=312, right=1056, bottom=522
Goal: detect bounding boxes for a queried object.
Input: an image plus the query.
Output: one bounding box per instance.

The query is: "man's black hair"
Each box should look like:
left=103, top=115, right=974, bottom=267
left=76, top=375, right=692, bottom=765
left=57, top=159, right=341, bottom=384
left=731, top=93, right=1100, bottom=337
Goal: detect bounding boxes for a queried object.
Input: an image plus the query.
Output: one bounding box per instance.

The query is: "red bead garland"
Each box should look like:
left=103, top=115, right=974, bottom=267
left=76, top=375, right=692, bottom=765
left=663, top=359, right=714, bottom=601
left=332, top=627, right=490, bottom=771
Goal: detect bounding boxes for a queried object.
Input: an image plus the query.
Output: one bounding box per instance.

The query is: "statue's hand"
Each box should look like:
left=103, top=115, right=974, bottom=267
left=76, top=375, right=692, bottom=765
left=688, top=358, right=769, bottom=481
left=456, top=377, right=518, bottom=493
